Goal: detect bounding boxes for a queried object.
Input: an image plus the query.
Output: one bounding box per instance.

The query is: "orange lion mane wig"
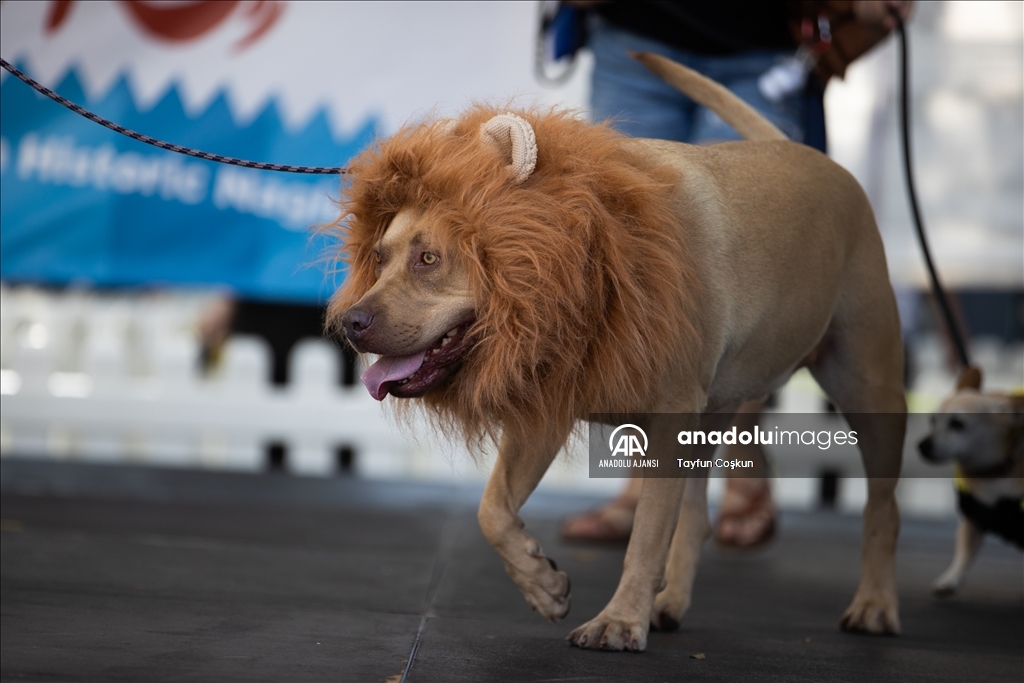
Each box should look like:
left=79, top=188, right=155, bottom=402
left=327, top=106, right=700, bottom=448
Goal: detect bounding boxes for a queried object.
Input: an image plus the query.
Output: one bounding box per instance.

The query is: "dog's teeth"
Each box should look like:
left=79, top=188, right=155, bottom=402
left=441, top=337, right=451, bottom=346
left=445, top=329, right=456, bottom=338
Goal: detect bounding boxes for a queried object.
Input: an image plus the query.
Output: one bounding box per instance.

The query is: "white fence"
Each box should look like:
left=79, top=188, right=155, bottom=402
left=0, top=287, right=405, bottom=475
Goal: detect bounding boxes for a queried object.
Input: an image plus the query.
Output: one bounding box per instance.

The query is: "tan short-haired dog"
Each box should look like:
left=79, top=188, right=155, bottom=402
left=919, top=367, right=1024, bottom=596
left=330, top=53, right=906, bottom=651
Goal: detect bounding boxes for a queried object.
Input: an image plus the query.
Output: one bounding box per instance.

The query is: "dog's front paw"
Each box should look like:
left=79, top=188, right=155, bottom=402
left=650, top=589, right=690, bottom=631
left=840, top=591, right=900, bottom=635
left=567, top=613, right=648, bottom=652
left=506, top=554, right=571, bottom=622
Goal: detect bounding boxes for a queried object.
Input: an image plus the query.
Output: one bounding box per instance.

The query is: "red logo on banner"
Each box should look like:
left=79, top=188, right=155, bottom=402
left=45, top=1, right=284, bottom=51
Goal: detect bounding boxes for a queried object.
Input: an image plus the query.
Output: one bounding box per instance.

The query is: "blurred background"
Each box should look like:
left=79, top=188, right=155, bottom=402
left=2, top=0, right=1022, bottom=518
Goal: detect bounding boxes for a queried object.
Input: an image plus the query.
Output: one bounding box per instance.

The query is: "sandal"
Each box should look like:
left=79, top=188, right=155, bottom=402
left=714, top=480, right=777, bottom=549
left=559, top=500, right=636, bottom=544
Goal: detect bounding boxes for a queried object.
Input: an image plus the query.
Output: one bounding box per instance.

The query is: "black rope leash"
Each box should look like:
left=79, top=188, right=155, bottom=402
left=1, top=58, right=347, bottom=175
left=894, top=17, right=971, bottom=368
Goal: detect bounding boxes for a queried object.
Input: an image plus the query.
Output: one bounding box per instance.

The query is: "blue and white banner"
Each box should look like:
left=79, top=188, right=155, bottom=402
left=0, top=1, right=588, bottom=303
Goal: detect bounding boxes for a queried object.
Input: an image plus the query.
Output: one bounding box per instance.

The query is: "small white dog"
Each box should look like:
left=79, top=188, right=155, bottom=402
left=918, top=366, right=1024, bottom=596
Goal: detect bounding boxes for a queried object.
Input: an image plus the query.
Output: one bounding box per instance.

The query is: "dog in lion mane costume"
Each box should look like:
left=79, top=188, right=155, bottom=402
left=327, top=53, right=906, bottom=652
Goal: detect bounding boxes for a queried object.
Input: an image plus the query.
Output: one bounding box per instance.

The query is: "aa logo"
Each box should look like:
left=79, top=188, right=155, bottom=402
left=609, top=424, right=648, bottom=458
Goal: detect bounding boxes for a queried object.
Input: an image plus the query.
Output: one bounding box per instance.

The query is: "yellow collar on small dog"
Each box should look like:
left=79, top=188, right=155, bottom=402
left=953, top=464, right=969, bottom=493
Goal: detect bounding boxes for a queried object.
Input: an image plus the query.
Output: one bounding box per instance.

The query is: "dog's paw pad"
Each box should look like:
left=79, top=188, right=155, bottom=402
left=526, top=595, right=570, bottom=622
left=519, top=566, right=571, bottom=622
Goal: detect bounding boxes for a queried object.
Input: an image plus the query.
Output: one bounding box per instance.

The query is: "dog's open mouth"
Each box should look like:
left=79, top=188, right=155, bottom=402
left=360, top=322, right=474, bottom=400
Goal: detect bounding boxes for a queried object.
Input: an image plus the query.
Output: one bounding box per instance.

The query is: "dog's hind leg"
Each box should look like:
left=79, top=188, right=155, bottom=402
left=478, top=431, right=571, bottom=622
left=806, top=235, right=906, bottom=635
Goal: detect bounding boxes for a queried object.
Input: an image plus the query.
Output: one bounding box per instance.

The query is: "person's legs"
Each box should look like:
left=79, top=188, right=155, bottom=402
left=588, top=17, right=696, bottom=141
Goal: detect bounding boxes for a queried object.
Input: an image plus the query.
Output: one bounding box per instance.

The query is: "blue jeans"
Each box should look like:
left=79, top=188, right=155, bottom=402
left=589, top=17, right=817, bottom=147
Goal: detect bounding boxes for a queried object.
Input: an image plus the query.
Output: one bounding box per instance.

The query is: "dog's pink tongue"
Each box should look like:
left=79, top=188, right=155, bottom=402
left=360, top=351, right=427, bottom=401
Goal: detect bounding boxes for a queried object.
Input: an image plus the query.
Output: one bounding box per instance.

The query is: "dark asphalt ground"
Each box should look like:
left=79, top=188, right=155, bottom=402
left=1, top=458, right=1021, bottom=682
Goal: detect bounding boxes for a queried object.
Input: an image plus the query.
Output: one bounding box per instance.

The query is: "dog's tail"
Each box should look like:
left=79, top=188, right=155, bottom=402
left=631, top=51, right=788, bottom=143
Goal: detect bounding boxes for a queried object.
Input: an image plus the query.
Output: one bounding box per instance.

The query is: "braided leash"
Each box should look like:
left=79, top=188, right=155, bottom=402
left=1, top=58, right=347, bottom=175
left=893, top=17, right=970, bottom=368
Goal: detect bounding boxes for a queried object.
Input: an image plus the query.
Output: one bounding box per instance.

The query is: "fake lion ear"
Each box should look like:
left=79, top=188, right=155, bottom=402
left=479, top=113, right=537, bottom=184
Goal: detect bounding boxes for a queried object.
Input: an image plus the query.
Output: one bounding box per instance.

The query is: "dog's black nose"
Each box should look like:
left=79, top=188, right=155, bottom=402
left=342, top=308, right=374, bottom=342
left=918, top=436, right=934, bottom=460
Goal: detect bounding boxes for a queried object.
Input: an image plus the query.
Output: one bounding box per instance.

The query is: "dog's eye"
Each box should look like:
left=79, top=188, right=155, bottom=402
left=948, top=417, right=965, bottom=431
left=373, top=249, right=381, bottom=264
left=420, top=252, right=438, bottom=266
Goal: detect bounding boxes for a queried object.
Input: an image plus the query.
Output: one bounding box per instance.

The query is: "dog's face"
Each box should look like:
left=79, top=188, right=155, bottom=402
left=919, top=389, right=1024, bottom=472
left=335, top=112, right=545, bottom=403
left=341, top=207, right=476, bottom=400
